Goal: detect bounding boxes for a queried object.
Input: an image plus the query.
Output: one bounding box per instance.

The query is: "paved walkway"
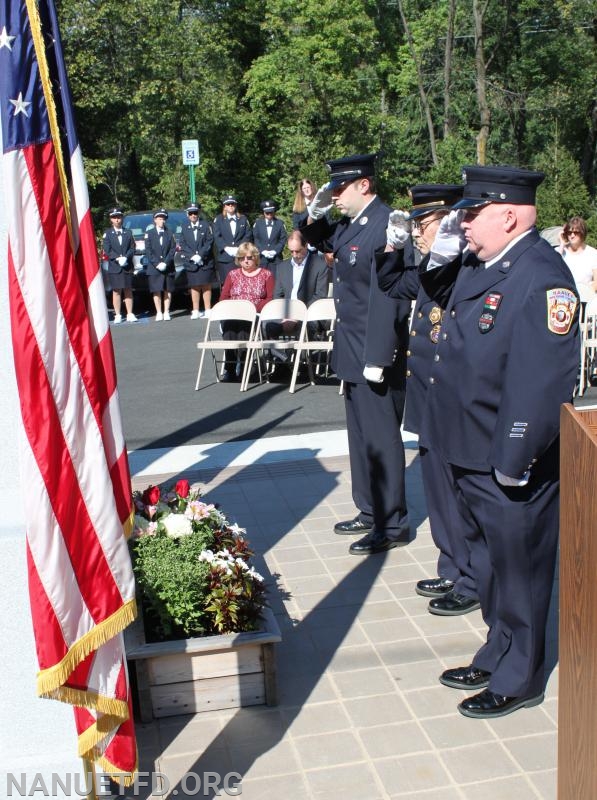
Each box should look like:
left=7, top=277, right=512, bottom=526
left=129, top=445, right=558, bottom=800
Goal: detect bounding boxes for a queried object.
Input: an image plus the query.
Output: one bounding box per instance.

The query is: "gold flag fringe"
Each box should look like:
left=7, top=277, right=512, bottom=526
left=25, top=0, right=74, bottom=247
left=97, top=753, right=139, bottom=788
left=36, top=599, right=137, bottom=697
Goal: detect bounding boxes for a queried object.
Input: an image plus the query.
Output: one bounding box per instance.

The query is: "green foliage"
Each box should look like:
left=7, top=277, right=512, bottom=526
left=55, top=0, right=596, bottom=225
left=129, top=482, right=266, bottom=641
left=131, top=528, right=213, bottom=640
left=534, top=146, right=594, bottom=230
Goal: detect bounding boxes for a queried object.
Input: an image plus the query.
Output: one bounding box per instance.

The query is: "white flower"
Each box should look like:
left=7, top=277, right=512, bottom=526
left=161, top=513, right=193, bottom=538
left=228, top=523, right=247, bottom=536
left=247, top=566, right=264, bottom=582
left=185, top=500, right=216, bottom=521
left=199, top=549, right=215, bottom=563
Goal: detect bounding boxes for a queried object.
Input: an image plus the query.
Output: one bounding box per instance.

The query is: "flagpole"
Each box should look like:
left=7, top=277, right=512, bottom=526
left=82, top=758, right=98, bottom=800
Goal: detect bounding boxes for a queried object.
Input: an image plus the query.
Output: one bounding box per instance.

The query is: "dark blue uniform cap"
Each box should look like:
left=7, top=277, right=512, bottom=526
left=153, top=208, right=169, bottom=219
left=109, top=207, right=124, bottom=218
left=260, top=199, right=277, bottom=212
left=221, top=195, right=238, bottom=206
left=407, top=184, right=463, bottom=220
left=326, top=153, right=378, bottom=189
left=454, top=165, right=545, bottom=208
left=186, top=203, right=201, bottom=214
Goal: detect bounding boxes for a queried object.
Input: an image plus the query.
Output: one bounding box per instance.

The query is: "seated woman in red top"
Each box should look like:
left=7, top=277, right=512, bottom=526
left=218, top=242, right=274, bottom=381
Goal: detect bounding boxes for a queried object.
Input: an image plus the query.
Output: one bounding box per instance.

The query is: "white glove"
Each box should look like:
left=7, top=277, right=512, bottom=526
left=363, top=364, right=384, bottom=383
left=307, top=182, right=333, bottom=220
left=117, top=256, right=128, bottom=266
left=263, top=250, right=277, bottom=259
left=386, top=210, right=410, bottom=250
left=428, top=210, right=467, bottom=269
left=156, top=262, right=167, bottom=272
left=224, top=246, right=239, bottom=257
left=191, top=254, right=202, bottom=264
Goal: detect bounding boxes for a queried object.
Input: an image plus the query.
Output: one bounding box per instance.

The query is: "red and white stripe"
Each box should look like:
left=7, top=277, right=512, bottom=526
left=6, top=130, right=136, bottom=773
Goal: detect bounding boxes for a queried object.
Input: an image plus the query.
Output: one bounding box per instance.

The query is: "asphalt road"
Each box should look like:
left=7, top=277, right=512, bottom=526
left=111, top=308, right=346, bottom=451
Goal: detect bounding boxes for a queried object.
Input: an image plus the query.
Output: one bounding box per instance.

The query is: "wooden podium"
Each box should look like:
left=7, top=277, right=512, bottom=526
left=559, top=404, right=597, bottom=798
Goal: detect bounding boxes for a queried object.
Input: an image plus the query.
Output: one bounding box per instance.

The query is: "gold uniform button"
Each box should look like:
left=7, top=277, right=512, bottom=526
left=406, top=350, right=411, bottom=357
left=411, top=330, right=416, bottom=337
left=434, top=354, right=440, bottom=362
left=442, top=333, right=448, bottom=340
left=417, top=312, right=423, bottom=319
left=406, top=370, right=411, bottom=377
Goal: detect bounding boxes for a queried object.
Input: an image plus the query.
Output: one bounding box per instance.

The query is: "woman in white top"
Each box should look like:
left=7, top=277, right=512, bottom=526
left=559, top=216, right=597, bottom=300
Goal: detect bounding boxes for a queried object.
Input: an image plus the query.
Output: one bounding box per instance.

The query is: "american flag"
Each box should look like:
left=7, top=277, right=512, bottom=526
left=0, top=0, right=137, bottom=781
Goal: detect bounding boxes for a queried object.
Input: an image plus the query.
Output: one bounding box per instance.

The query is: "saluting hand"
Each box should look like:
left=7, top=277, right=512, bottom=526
left=307, top=183, right=333, bottom=221
left=428, top=210, right=467, bottom=269
left=386, top=210, right=410, bottom=250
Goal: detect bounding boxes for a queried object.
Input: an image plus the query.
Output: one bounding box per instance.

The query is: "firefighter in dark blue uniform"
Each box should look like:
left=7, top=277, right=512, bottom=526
left=378, top=184, right=483, bottom=617
left=301, top=153, right=411, bottom=555
left=382, top=165, right=580, bottom=718
left=102, top=207, right=136, bottom=323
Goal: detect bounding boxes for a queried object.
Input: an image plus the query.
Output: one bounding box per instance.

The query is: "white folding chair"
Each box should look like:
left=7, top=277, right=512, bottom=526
left=578, top=295, right=597, bottom=396
left=240, top=298, right=308, bottom=391
left=195, top=299, right=258, bottom=390
left=289, top=298, right=338, bottom=394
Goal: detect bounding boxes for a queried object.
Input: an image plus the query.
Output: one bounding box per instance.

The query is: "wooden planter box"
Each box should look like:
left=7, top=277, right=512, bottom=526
left=124, top=607, right=281, bottom=721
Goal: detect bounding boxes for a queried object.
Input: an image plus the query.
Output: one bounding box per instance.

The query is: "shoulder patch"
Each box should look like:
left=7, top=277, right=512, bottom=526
left=546, top=288, right=577, bottom=335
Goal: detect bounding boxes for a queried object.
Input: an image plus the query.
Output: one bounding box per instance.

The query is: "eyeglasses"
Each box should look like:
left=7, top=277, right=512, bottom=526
left=568, top=230, right=582, bottom=236
left=412, top=216, right=440, bottom=234
left=240, top=256, right=256, bottom=261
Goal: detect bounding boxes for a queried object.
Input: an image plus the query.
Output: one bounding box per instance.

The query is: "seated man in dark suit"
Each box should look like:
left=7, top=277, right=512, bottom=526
left=266, top=230, right=329, bottom=367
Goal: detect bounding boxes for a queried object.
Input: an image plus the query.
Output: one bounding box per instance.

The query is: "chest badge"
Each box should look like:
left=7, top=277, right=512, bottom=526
left=428, top=306, right=442, bottom=325
left=547, top=288, right=577, bottom=335
left=349, top=246, right=359, bottom=265
left=478, top=292, right=503, bottom=333
left=359, top=216, right=368, bottom=225
left=430, top=323, right=441, bottom=344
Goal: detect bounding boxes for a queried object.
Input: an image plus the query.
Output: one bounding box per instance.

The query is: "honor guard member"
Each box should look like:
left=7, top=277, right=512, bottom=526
left=180, top=202, right=216, bottom=319
left=144, top=209, right=177, bottom=321
left=102, top=207, right=136, bottom=323
left=415, top=165, right=579, bottom=717
left=301, top=153, right=411, bottom=554
left=378, top=184, right=482, bottom=616
left=253, top=200, right=288, bottom=271
left=213, top=195, right=252, bottom=283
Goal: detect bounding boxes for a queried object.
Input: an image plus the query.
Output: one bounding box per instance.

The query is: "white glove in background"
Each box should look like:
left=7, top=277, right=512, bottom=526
left=428, top=210, right=467, bottom=269
left=494, top=468, right=530, bottom=487
left=363, top=364, right=384, bottom=383
left=307, top=182, right=333, bottom=220
left=224, top=246, right=239, bottom=257
left=156, top=262, right=167, bottom=272
left=263, top=250, right=276, bottom=259
left=191, top=254, right=202, bottom=264
left=386, top=210, right=411, bottom=250
left=117, top=256, right=128, bottom=266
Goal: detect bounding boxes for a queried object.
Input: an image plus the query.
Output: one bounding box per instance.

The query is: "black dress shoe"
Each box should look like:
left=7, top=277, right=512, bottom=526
left=439, top=664, right=491, bottom=690
left=349, top=530, right=402, bottom=555
left=334, top=518, right=373, bottom=535
left=220, top=371, right=236, bottom=383
left=428, top=591, right=481, bottom=616
left=416, top=577, right=455, bottom=598
left=458, top=688, right=544, bottom=719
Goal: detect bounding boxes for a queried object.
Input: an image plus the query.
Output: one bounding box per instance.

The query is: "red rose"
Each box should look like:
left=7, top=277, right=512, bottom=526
left=142, top=485, right=161, bottom=505
left=175, top=479, right=190, bottom=498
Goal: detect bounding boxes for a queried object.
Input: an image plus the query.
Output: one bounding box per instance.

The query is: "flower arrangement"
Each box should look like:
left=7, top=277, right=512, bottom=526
left=129, top=479, right=266, bottom=642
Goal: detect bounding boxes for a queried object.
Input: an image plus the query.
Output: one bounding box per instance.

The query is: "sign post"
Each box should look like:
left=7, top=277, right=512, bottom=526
left=181, top=139, right=200, bottom=204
